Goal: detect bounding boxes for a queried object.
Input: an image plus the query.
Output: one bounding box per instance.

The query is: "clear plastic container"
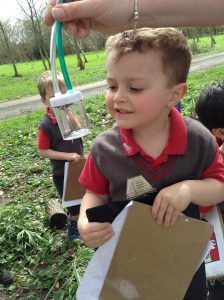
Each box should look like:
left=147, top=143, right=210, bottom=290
left=50, top=90, right=90, bottom=140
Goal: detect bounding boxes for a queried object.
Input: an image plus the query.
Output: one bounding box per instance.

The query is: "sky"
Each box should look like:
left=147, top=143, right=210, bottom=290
left=0, top=0, right=46, bottom=21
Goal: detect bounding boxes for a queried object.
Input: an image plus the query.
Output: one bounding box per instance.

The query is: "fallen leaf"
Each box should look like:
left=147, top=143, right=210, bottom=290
left=55, top=281, right=60, bottom=289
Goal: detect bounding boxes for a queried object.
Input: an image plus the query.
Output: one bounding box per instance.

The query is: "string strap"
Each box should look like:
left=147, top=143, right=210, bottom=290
left=122, top=0, right=139, bottom=40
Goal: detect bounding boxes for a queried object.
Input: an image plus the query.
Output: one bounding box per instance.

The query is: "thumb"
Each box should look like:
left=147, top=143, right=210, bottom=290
left=52, top=0, right=100, bottom=22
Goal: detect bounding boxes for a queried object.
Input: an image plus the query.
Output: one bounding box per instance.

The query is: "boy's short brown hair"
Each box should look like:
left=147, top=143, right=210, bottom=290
left=105, top=28, right=191, bottom=87
left=37, top=70, right=65, bottom=99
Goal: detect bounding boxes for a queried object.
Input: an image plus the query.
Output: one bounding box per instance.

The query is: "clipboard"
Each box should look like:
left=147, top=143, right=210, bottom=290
left=62, top=158, right=86, bottom=208
left=100, top=201, right=213, bottom=300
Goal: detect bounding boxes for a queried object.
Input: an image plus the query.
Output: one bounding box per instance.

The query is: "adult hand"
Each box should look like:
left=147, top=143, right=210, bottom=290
left=44, top=0, right=224, bottom=38
left=44, top=0, right=135, bottom=38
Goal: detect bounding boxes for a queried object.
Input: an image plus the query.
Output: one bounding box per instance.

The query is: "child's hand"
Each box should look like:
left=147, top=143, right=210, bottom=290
left=152, top=182, right=191, bottom=227
left=68, top=153, right=80, bottom=165
left=78, top=217, right=114, bottom=248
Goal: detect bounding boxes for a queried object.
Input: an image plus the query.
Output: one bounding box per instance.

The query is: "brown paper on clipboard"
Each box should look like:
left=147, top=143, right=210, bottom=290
left=63, top=158, right=86, bottom=201
left=100, top=201, right=213, bottom=300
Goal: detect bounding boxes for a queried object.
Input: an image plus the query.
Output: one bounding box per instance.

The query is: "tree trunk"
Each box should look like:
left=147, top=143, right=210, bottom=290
left=73, top=38, right=85, bottom=70
left=39, top=47, right=48, bottom=70
left=12, top=63, right=21, bottom=77
left=78, top=39, right=88, bottom=63
left=0, top=21, right=21, bottom=77
left=32, top=1, right=50, bottom=68
left=18, top=0, right=50, bottom=69
left=209, top=28, right=216, bottom=47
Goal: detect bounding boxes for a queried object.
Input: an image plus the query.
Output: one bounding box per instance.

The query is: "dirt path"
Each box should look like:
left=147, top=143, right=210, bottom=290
left=0, top=52, right=224, bottom=120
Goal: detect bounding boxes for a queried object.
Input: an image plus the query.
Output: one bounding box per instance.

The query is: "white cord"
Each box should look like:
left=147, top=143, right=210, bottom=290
left=50, top=23, right=60, bottom=95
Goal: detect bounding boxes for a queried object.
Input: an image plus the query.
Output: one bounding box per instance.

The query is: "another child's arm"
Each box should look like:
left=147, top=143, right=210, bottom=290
left=152, top=178, right=224, bottom=227
left=38, top=148, right=80, bottom=165
left=38, top=127, right=80, bottom=164
left=77, top=190, right=114, bottom=248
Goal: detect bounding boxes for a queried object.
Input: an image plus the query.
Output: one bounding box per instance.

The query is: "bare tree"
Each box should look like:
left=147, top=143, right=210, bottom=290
left=66, top=34, right=87, bottom=70
left=0, top=20, right=21, bottom=77
left=72, top=38, right=86, bottom=70
left=77, top=39, right=88, bottom=64
left=209, top=28, right=216, bottom=47
left=17, top=0, right=50, bottom=70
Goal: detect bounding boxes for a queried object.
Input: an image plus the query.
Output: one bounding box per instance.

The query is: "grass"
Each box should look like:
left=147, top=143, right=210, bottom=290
left=188, top=33, right=224, bottom=56
left=0, top=32, right=224, bottom=103
left=183, top=64, right=224, bottom=116
left=1, top=64, right=224, bottom=299
left=0, top=51, right=106, bottom=102
left=0, top=93, right=113, bottom=300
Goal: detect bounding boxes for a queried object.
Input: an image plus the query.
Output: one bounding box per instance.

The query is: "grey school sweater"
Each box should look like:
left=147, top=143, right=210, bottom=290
left=39, top=115, right=83, bottom=176
left=91, top=118, right=216, bottom=211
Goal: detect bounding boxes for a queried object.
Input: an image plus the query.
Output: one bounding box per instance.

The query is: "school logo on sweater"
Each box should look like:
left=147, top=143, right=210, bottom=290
left=126, top=175, right=156, bottom=200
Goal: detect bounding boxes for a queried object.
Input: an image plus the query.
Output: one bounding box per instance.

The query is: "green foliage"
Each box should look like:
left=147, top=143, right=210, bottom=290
left=183, top=65, right=224, bottom=116
left=0, top=109, right=96, bottom=299
left=188, top=33, right=224, bottom=55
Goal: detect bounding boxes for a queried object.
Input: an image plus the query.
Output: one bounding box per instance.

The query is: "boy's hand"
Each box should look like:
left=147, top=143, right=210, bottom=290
left=152, top=182, right=191, bottom=227
left=78, top=217, right=114, bottom=248
left=68, top=153, right=80, bottom=165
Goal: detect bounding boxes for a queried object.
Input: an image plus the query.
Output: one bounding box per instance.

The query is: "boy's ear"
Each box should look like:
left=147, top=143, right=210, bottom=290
left=212, top=128, right=224, bottom=140
left=168, top=83, right=188, bottom=108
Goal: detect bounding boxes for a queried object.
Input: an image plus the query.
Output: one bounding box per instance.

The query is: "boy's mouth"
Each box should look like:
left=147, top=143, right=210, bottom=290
left=114, top=108, right=133, bottom=114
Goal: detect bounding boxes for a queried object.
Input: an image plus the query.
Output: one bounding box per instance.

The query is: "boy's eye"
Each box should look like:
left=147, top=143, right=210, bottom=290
left=107, top=85, right=117, bottom=91
left=129, top=87, right=143, bottom=93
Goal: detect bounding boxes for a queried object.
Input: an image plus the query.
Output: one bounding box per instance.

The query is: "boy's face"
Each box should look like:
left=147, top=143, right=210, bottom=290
left=106, top=49, right=183, bottom=131
left=42, top=84, right=67, bottom=111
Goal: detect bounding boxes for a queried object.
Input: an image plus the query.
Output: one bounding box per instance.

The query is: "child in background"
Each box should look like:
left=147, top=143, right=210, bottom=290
left=37, top=70, right=83, bottom=240
left=196, top=81, right=224, bottom=300
left=78, top=28, right=224, bottom=300
left=196, top=81, right=224, bottom=162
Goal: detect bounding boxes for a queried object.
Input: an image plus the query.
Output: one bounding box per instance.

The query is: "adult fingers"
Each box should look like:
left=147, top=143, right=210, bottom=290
left=63, top=19, right=91, bottom=38
left=51, top=0, right=100, bottom=23
left=44, top=0, right=57, bottom=26
left=44, top=0, right=127, bottom=36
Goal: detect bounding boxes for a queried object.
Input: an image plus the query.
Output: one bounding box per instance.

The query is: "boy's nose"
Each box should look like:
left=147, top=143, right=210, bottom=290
left=113, top=89, right=127, bottom=102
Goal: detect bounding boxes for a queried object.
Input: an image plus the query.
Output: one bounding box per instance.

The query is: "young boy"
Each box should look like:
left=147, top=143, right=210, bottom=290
left=196, top=81, right=224, bottom=161
left=37, top=70, right=83, bottom=240
left=78, top=28, right=224, bottom=300
left=196, top=81, right=224, bottom=300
